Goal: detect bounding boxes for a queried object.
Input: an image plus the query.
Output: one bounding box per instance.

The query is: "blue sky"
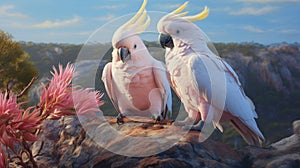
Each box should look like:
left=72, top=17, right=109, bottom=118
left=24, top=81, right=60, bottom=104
left=0, top=0, right=299, bottom=44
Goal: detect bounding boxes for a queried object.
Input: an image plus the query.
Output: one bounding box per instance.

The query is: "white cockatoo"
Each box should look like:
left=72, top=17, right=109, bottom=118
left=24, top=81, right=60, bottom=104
left=102, top=0, right=172, bottom=124
left=157, top=2, right=264, bottom=146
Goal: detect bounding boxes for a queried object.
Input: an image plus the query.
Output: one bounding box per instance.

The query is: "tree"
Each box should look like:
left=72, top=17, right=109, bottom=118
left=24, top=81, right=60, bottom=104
left=0, top=30, right=38, bottom=95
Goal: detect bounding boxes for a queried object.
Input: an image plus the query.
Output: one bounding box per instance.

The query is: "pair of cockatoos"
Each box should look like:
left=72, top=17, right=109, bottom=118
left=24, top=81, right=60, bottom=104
left=102, top=0, right=265, bottom=146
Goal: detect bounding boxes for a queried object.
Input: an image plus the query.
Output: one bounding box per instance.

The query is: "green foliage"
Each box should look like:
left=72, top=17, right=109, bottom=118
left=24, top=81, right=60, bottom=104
left=0, top=30, right=38, bottom=95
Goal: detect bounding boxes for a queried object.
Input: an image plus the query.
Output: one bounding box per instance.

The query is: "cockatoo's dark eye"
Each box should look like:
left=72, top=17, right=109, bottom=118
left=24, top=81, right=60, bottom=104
left=133, top=44, right=137, bottom=49
left=176, top=30, right=180, bottom=34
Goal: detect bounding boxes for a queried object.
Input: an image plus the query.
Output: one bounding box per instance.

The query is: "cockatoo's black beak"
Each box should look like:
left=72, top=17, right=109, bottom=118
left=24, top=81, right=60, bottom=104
left=118, top=47, right=131, bottom=62
left=159, top=33, right=174, bottom=49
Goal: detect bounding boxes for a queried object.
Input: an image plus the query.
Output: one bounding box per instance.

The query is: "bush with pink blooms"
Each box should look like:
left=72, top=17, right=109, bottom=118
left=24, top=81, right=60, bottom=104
left=0, top=63, right=103, bottom=168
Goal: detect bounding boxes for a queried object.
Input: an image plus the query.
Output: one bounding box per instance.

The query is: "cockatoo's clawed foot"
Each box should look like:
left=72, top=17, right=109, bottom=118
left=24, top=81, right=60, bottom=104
left=116, top=114, right=125, bottom=125
left=182, top=120, right=205, bottom=131
left=153, top=115, right=162, bottom=124
left=174, top=117, right=197, bottom=126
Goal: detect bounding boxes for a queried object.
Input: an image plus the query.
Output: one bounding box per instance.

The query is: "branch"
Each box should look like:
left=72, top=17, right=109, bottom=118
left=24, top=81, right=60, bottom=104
left=8, top=146, right=28, bottom=168
left=6, top=79, right=17, bottom=99
left=22, top=139, right=38, bottom=168
left=17, top=77, right=38, bottom=98
left=33, top=141, right=44, bottom=158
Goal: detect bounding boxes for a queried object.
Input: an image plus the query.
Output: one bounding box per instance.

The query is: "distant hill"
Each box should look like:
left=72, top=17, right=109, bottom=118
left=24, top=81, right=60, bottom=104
left=20, top=42, right=83, bottom=76
left=21, top=42, right=300, bottom=147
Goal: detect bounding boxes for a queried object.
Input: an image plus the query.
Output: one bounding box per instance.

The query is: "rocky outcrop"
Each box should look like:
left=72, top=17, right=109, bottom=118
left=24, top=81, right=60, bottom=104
left=238, top=120, right=300, bottom=168
left=294, top=120, right=300, bottom=135
left=30, top=116, right=300, bottom=168
left=32, top=116, right=240, bottom=168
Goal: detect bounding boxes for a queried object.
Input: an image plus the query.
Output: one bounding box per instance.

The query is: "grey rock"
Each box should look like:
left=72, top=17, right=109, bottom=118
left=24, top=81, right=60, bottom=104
left=293, top=120, right=300, bottom=135
left=30, top=116, right=300, bottom=168
left=271, top=134, right=300, bottom=151
left=266, top=154, right=300, bottom=168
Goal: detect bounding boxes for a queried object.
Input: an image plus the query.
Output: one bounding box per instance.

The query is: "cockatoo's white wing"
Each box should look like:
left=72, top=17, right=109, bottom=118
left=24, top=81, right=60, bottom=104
left=188, top=54, right=264, bottom=144
left=221, top=60, right=258, bottom=118
left=188, top=55, right=213, bottom=103
left=187, top=54, right=224, bottom=131
left=101, top=62, right=120, bottom=113
left=152, top=61, right=173, bottom=118
left=224, top=67, right=265, bottom=142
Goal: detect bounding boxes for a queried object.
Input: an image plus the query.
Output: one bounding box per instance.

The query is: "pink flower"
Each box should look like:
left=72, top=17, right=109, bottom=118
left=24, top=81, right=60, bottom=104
left=0, top=92, right=41, bottom=151
left=50, top=63, right=74, bottom=87
left=0, top=92, right=23, bottom=119
left=0, top=92, right=23, bottom=149
left=73, top=88, right=104, bottom=115
left=39, top=63, right=104, bottom=119
left=13, top=107, right=41, bottom=141
left=39, top=64, right=75, bottom=119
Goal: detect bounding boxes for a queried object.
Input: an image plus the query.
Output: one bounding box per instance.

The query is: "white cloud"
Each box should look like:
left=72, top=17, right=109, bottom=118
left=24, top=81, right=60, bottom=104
left=94, top=5, right=126, bottom=10
left=32, top=16, right=80, bottom=28
left=229, top=6, right=278, bottom=15
left=0, top=5, right=28, bottom=18
left=279, top=29, right=300, bottom=34
left=95, top=14, right=115, bottom=21
left=1, top=21, right=26, bottom=29
left=243, top=25, right=265, bottom=33
left=235, top=0, right=300, bottom=3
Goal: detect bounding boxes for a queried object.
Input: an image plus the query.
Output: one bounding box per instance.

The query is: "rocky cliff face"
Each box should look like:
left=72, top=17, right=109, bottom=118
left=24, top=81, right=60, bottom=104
left=216, top=43, right=300, bottom=94
left=30, top=116, right=300, bottom=168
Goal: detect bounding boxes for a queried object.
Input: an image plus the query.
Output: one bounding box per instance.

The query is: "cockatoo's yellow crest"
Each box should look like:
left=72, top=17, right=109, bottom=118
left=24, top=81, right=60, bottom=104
left=170, top=1, right=209, bottom=22
left=112, top=0, right=150, bottom=46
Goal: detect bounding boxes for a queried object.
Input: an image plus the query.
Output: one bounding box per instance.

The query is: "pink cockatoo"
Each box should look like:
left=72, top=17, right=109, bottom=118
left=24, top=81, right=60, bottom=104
left=157, top=2, right=264, bottom=146
left=102, top=0, right=172, bottom=124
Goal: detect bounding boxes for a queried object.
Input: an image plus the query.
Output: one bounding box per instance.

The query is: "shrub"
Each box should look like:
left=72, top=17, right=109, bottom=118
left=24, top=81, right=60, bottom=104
left=0, top=63, right=103, bottom=168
